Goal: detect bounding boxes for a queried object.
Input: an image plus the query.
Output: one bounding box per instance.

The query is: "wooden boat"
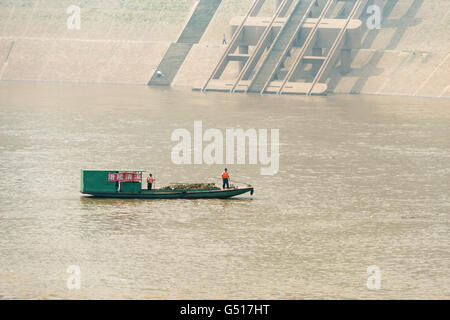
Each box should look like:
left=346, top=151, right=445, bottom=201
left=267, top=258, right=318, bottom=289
left=82, top=186, right=254, bottom=199
left=80, top=170, right=254, bottom=199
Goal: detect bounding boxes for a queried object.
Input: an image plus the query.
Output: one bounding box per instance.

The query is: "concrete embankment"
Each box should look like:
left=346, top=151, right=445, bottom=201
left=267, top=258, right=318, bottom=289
left=0, top=0, right=448, bottom=98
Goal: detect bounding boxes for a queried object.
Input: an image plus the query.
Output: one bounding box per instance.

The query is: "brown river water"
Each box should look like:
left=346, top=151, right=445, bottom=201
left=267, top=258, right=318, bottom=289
left=0, top=82, right=449, bottom=299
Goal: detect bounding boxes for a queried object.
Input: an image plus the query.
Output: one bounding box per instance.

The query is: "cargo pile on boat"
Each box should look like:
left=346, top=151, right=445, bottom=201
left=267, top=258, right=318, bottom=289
left=160, top=183, right=218, bottom=190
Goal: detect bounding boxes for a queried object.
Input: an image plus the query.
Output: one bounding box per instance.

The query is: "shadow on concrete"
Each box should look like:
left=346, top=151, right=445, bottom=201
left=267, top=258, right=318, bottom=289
left=327, top=0, right=424, bottom=93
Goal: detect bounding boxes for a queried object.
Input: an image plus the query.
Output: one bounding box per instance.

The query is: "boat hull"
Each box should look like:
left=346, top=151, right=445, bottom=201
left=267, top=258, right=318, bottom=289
left=81, top=187, right=254, bottom=199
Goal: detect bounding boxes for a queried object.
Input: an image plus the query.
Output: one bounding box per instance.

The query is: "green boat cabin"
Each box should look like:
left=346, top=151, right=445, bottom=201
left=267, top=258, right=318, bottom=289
left=81, top=170, right=143, bottom=194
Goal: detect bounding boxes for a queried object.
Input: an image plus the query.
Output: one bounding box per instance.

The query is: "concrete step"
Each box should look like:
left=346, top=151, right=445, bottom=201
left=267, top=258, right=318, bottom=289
left=228, top=53, right=250, bottom=62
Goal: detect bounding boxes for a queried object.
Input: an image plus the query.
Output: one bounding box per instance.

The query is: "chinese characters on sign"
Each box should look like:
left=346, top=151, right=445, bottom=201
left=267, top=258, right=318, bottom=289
left=108, top=172, right=142, bottom=182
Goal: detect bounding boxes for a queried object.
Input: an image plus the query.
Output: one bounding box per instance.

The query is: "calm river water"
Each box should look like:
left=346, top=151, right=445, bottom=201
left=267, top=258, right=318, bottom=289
left=0, top=82, right=449, bottom=299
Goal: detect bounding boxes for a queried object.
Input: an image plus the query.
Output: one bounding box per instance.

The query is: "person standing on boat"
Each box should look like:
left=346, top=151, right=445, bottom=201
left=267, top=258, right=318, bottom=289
left=147, top=174, right=154, bottom=190
left=222, top=168, right=230, bottom=189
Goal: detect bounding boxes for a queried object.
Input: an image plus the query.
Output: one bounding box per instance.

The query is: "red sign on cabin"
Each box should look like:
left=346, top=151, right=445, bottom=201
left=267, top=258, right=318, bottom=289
left=108, top=172, right=142, bottom=182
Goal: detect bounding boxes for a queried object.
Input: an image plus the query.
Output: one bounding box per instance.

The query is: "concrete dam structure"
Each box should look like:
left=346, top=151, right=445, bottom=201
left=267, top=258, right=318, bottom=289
left=0, top=0, right=448, bottom=98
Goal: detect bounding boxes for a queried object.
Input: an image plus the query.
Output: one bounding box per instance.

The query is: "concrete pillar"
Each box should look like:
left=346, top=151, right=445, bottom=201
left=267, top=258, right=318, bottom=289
left=230, top=25, right=237, bottom=39
left=311, top=47, right=322, bottom=75
left=238, top=45, right=249, bottom=72
left=340, top=49, right=352, bottom=74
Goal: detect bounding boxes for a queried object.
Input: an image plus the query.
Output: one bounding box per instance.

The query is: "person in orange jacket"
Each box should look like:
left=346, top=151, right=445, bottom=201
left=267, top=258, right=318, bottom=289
left=147, top=174, right=154, bottom=190
left=222, top=168, right=230, bottom=189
